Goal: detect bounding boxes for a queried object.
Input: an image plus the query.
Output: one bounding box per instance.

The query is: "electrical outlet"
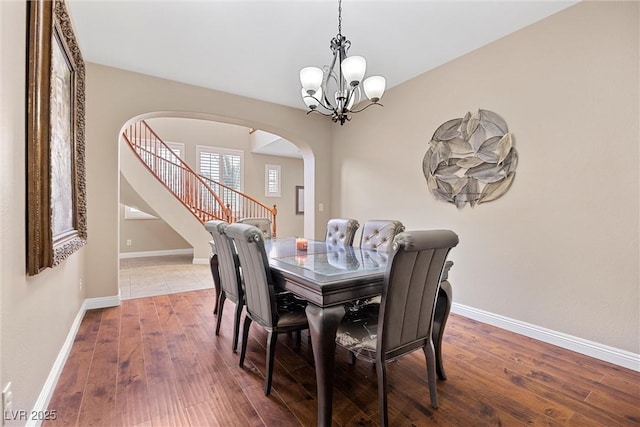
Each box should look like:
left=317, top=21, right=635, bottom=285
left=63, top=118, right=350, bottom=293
left=3, top=382, right=13, bottom=422
left=318, top=203, right=324, bottom=212
left=79, top=279, right=83, bottom=291
left=126, top=239, right=132, bottom=246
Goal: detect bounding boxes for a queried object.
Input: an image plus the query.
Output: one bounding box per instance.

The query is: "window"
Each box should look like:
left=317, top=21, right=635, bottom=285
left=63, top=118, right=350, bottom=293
left=124, top=205, right=158, bottom=220
left=265, top=164, right=281, bottom=197
left=139, top=140, right=183, bottom=165
left=197, top=146, right=243, bottom=190
left=197, top=146, right=244, bottom=209
left=159, top=142, right=183, bottom=163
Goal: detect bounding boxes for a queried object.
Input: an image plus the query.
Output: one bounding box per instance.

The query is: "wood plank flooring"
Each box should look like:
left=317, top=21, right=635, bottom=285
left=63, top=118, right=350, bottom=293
left=44, top=286, right=639, bottom=426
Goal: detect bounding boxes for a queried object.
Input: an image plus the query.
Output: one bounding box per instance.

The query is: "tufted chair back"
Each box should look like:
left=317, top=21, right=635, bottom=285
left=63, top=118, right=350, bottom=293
left=237, top=217, right=273, bottom=239
left=360, top=220, right=405, bottom=253
left=325, top=218, right=360, bottom=247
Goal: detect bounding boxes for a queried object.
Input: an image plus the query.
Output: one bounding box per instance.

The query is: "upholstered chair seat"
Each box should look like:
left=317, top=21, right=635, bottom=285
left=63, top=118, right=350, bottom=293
left=325, top=218, right=359, bottom=246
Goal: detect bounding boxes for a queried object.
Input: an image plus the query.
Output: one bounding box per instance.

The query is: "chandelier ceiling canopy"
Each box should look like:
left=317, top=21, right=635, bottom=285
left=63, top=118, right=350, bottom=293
left=299, top=0, right=385, bottom=125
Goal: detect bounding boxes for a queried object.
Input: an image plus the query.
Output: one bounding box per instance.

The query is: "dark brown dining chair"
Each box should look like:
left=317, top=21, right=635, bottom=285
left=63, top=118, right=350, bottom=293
left=335, top=230, right=459, bottom=426
left=325, top=218, right=359, bottom=247
left=237, top=217, right=273, bottom=239
left=205, top=220, right=244, bottom=352
left=225, top=222, right=309, bottom=396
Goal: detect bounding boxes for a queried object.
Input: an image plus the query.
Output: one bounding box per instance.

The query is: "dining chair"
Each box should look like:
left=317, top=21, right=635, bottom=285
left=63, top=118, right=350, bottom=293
left=335, top=230, right=459, bottom=426
left=359, top=219, right=405, bottom=253
left=349, top=220, right=406, bottom=348
left=204, top=220, right=244, bottom=352
left=325, top=218, right=359, bottom=247
left=225, top=222, right=309, bottom=396
left=237, top=217, right=273, bottom=239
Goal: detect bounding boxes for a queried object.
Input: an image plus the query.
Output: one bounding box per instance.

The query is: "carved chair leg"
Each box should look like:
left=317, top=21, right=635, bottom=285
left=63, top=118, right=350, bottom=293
left=232, top=302, right=243, bottom=352
left=376, top=359, right=389, bottom=427
left=423, top=342, right=439, bottom=409
left=209, top=254, right=220, bottom=315
left=433, top=280, right=452, bottom=380
left=264, top=330, right=278, bottom=395
left=239, top=316, right=252, bottom=368
left=215, top=292, right=226, bottom=336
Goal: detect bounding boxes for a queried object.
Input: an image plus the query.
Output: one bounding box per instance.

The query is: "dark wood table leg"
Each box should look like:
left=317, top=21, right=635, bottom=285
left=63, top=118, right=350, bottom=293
left=209, top=253, right=220, bottom=315
left=433, top=279, right=452, bottom=380
left=306, top=303, right=346, bottom=427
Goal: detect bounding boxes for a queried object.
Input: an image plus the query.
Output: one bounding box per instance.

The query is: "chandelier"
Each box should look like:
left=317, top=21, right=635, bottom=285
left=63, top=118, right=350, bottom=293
left=299, top=0, right=385, bottom=125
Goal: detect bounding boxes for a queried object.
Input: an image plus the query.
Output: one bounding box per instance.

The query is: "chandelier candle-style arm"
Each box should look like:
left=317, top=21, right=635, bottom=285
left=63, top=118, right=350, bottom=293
left=299, top=0, right=385, bottom=125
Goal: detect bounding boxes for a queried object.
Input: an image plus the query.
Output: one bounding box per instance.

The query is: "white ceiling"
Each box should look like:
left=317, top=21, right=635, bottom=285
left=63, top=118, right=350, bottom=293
left=66, top=0, right=578, bottom=110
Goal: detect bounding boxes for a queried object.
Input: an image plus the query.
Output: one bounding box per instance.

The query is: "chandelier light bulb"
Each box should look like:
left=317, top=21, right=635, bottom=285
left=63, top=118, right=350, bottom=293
left=300, top=67, right=323, bottom=95
left=341, top=56, right=366, bottom=87
left=301, top=87, right=322, bottom=109
left=363, top=76, right=386, bottom=103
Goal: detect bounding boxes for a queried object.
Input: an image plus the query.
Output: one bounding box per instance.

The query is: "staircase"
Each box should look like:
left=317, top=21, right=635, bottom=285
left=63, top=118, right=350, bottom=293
left=122, top=120, right=277, bottom=236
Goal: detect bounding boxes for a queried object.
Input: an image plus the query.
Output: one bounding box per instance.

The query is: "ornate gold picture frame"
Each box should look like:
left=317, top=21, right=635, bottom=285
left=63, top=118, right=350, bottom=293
left=27, top=0, right=87, bottom=275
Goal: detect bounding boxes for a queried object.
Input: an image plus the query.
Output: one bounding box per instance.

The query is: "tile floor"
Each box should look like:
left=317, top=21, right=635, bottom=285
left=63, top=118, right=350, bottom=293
left=119, top=254, right=214, bottom=300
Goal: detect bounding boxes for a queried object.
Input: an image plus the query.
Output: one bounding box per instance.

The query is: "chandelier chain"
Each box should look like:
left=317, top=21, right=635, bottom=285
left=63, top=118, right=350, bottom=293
left=338, top=0, right=342, bottom=36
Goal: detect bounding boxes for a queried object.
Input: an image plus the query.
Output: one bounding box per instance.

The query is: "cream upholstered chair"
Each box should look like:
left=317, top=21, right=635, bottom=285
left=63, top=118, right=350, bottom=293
left=237, top=217, right=272, bottom=239
left=205, top=220, right=244, bottom=352
left=225, top=223, right=308, bottom=396
left=336, top=230, right=459, bottom=426
left=359, top=220, right=405, bottom=253
left=325, top=218, right=359, bottom=247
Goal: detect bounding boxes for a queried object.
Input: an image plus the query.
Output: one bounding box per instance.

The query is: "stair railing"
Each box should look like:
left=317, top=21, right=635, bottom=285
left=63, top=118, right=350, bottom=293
left=122, top=120, right=277, bottom=236
left=200, top=175, right=278, bottom=237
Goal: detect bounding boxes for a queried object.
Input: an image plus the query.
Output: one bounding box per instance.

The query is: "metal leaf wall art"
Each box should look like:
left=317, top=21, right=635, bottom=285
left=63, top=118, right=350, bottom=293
left=423, top=109, right=518, bottom=209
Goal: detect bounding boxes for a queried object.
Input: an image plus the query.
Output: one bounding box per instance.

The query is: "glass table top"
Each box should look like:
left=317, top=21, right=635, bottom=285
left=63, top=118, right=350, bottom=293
left=272, top=247, right=388, bottom=277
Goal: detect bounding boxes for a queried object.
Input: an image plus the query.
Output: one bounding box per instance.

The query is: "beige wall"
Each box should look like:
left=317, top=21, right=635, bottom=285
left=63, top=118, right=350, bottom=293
left=119, top=175, right=191, bottom=254
left=332, top=1, right=639, bottom=353
left=85, top=63, right=332, bottom=299
left=1, top=2, right=87, bottom=423
left=144, top=117, right=304, bottom=238
left=119, top=204, right=191, bottom=253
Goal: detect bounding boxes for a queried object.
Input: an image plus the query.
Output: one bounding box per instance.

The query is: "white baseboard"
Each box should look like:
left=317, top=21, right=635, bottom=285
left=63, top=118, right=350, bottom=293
left=119, top=248, right=193, bottom=259
left=192, top=257, right=209, bottom=265
left=28, top=295, right=120, bottom=426
left=452, top=302, right=640, bottom=372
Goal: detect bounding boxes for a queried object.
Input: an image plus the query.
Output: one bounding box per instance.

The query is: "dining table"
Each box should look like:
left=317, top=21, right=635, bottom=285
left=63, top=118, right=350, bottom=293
left=262, top=237, right=454, bottom=427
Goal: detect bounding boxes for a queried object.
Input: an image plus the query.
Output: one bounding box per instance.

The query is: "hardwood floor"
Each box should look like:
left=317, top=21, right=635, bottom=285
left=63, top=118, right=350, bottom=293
left=45, top=285, right=639, bottom=426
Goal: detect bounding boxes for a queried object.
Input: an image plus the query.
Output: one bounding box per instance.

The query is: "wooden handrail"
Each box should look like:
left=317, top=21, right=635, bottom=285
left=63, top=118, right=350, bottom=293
left=200, top=175, right=277, bottom=237
left=122, top=120, right=277, bottom=236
